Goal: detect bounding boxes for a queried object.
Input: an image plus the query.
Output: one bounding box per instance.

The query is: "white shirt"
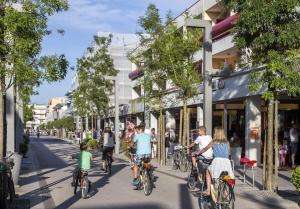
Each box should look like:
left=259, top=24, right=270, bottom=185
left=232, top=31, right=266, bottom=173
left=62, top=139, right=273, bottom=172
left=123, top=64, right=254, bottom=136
left=103, top=133, right=115, bottom=147
left=195, top=135, right=213, bottom=159
left=290, top=127, right=299, bottom=143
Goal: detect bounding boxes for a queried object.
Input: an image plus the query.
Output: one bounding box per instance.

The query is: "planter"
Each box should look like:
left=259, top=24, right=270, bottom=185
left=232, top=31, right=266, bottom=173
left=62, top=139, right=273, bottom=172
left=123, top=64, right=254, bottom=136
left=230, top=146, right=242, bottom=166
left=12, top=153, right=22, bottom=186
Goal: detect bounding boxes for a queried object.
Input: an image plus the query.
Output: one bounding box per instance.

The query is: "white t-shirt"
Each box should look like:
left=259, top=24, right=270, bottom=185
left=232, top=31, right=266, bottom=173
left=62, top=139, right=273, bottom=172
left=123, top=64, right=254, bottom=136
left=290, top=127, right=299, bottom=143
left=103, top=133, right=115, bottom=147
left=194, top=135, right=213, bottom=159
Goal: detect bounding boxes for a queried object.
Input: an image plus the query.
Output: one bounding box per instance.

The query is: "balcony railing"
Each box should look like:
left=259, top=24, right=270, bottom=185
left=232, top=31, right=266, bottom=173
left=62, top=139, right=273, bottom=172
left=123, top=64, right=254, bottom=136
left=212, top=14, right=239, bottom=41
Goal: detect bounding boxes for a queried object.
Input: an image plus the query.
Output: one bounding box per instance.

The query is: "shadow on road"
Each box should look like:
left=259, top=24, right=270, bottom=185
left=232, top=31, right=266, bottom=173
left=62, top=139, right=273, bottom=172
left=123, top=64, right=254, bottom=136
left=71, top=203, right=166, bottom=209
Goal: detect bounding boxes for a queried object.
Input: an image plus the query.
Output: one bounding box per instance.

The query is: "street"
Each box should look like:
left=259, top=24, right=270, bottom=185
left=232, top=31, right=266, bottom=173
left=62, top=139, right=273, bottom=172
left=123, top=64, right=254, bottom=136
left=16, top=136, right=298, bottom=209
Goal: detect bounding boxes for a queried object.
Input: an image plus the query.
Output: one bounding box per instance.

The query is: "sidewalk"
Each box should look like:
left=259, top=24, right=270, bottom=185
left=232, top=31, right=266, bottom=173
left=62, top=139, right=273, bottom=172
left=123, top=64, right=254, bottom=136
left=118, top=153, right=299, bottom=209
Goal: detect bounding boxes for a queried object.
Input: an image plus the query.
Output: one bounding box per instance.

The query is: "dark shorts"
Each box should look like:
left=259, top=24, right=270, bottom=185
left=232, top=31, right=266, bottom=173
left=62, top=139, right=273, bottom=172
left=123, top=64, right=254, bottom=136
left=102, top=146, right=114, bottom=160
left=291, top=142, right=298, bottom=154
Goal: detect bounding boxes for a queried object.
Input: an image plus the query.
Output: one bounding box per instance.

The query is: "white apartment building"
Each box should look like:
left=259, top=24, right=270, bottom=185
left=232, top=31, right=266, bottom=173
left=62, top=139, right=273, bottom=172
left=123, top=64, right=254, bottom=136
left=26, top=104, right=47, bottom=130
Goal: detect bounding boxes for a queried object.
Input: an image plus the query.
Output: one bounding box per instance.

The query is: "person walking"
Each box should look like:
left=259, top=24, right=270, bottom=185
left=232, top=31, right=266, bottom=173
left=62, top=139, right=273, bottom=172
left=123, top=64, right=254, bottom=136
left=290, top=123, right=299, bottom=168
left=151, top=128, right=157, bottom=159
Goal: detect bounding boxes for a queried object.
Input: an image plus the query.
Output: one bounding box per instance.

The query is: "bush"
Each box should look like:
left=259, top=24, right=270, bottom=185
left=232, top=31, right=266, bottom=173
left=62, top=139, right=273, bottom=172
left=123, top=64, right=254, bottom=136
left=87, top=139, right=97, bottom=149
left=24, top=135, right=30, bottom=144
left=292, top=166, right=300, bottom=193
left=19, top=143, right=28, bottom=156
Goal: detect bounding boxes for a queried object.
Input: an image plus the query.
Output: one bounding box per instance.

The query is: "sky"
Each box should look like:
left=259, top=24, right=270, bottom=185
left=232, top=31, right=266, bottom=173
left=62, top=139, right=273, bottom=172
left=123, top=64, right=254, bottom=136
left=31, top=0, right=196, bottom=105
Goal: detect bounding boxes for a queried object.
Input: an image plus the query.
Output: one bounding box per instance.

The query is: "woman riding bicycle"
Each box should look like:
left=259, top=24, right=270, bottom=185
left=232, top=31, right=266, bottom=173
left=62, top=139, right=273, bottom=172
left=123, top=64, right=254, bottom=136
left=196, top=126, right=234, bottom=196
left=101, top=127, right=115, bottom=172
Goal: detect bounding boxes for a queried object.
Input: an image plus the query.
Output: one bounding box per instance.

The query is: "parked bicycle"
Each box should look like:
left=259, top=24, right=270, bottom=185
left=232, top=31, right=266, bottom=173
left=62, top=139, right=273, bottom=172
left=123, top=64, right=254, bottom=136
left=173, top=145, right=189, bottom=172
left=73, top=169, right=91, bottom=199
left=135, top=158, right=154, bottom=196
left=0, top=153, right=16, bottom=209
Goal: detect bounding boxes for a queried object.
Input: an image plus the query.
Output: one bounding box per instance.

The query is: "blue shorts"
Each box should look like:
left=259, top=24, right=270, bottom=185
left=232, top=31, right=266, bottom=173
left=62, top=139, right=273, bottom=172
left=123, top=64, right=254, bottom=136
left=134, top=154, right=151, bottom=165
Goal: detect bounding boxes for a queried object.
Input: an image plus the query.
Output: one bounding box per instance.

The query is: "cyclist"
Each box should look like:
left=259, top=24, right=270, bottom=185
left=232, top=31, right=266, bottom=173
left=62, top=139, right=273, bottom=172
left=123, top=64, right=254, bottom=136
left=70, top=143, right=94, bottom=190
left=101, top=127, right=115, bottom=172
left=196, top=126, right=234, bottom=196
left=131, top=124, right=152, bottom=186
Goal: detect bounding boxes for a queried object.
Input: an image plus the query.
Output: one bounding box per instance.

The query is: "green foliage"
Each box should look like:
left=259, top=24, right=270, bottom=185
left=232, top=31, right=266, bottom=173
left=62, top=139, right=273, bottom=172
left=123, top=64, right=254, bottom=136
left=292, top=166, right=300, bottom=193
left=224, top=0, right=300, bottom=100
left=0, top=0, right=69, bottom=100
left=24, top=135, right=30, bottom=145
left=73, top=35, right=118, bottom=117
left=19, top=143, right=28, bottom=156
left=87, top=139, right=97, bottom=149
left=46, top=116, right=75, bottom=131
left=23, top=104, right=34, bottom=124
left=39, top=123, right=46, bottom=130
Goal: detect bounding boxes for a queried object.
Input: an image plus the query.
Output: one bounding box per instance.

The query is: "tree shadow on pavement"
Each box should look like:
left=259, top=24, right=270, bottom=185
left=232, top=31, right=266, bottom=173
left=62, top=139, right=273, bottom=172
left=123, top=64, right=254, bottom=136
left=54, top=163, right=127, bottom=209
left=71, top=203, right=166, bottom=209
left=179, top=183, right=194, bottom=209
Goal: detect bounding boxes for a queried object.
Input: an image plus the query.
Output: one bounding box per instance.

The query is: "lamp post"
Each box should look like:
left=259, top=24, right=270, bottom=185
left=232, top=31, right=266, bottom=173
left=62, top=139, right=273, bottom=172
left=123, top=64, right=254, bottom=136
left=106, top=76, right=120, bottom=154
left=184, top=19, right=213, bottom=135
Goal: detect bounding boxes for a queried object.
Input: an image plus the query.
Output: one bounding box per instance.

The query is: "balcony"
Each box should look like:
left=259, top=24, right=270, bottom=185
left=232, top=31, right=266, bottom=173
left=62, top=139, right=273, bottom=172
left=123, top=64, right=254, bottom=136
left=129, top=98, right=144, bottom=114
left=212, top=14, right=239, bottom=41
left=128, top=69, right=144, bottom=80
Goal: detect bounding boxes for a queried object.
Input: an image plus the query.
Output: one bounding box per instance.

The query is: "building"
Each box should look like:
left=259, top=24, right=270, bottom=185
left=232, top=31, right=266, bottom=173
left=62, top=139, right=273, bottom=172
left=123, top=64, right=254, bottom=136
left=46, top=97, right=67, bottom=122
left=126, top=0, right=300, bottom=166
left=26, top=104, right=47, bottom=130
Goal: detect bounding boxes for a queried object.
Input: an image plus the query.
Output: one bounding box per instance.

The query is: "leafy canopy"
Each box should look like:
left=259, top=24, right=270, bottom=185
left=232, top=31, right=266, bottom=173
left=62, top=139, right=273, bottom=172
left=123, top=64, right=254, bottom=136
left=73, top=35, right=118, bottom=117
left=224, top=0, right=300, bottom=100
left=0, top=0, right=69, bottom=100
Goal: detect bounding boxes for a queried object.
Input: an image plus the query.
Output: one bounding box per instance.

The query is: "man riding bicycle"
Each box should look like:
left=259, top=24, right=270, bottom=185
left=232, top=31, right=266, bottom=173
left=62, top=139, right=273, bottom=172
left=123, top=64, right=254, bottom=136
left=188, top=126, right=213, bottom=195
left=131, top=124, right=152, bottom=186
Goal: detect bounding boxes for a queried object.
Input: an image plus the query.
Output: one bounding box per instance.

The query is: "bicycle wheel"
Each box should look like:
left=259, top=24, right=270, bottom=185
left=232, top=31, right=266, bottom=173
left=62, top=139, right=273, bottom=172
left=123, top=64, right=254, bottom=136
left=179, top=154, right=188, bottom=172
left=6, top=178, right=15, bottom=209
left=81, top=176, right=89, bottom=199
left=187, top=170, right=197, bottom=190
left=217, top=181, right=235, bottom=209
left=107, top=157, right=112, bottom=175
left=143, top=171, right=152, bottom=196
left=74, top=171, right=80, bottom=195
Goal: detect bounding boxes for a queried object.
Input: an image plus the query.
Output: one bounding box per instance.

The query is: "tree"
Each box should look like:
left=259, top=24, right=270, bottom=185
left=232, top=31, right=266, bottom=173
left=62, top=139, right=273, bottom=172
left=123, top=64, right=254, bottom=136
left=129, top=4, right=169, bottom=165
left=23, top=102, right=33, bottom=125
left=129, top=4, right=202, bottom=164
left=0, top=1, right=69, bottom=159
left=224, top=0, right=300, bottom=191
left=73, top=35, right=118, bottom=132
left=160, top=16, right=202, bottom=147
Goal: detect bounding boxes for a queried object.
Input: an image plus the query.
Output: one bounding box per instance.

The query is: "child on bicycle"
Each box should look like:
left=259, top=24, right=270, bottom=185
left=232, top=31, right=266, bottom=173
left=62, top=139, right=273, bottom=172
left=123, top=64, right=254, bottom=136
left=70, top=143, right=94, bottom=186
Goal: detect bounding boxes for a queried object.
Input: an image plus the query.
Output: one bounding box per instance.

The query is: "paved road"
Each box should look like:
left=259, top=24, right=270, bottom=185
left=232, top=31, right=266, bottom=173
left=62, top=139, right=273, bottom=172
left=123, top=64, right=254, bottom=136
left=16, top=136, right=298, bottom=209
left=18, top=137, right=202, bottom=209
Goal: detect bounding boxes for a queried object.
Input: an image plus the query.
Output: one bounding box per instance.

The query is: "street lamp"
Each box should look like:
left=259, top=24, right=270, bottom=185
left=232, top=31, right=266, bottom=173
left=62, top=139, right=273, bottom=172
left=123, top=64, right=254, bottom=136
left=184, top=19, right=213, bottom=135
left=105, top=76, right=120, bottom=154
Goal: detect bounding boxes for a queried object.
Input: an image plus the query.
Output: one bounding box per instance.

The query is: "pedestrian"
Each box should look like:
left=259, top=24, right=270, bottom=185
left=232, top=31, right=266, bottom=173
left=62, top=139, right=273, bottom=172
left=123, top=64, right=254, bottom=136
left=151, top=128, right=157, bottom=159
left=83, top=130, right=87, bottom=141
left=165, top=132, right=170, bottom=159
left=290, top=123, right=299, bottom=168
left=101, top=127, right=115, bottom=172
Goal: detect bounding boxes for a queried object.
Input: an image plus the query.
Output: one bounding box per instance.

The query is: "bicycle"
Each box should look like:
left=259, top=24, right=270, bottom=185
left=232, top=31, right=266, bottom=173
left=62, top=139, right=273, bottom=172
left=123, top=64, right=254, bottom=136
left=173, top=145, right=189, bottom=172
left=105, top=151, right=113, bottom=175
left=135, top=158, right=154, bottom=196
left=0, top=153, right=16, bottom=209
left=74, top=169, right=91, bottom=199
left=196, top=158, right=235, bottom=209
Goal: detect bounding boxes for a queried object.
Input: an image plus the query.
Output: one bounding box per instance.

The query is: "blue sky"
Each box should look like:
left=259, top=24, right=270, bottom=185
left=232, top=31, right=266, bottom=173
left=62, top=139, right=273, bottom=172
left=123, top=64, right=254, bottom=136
left=31, top=0, right=196, bottom=104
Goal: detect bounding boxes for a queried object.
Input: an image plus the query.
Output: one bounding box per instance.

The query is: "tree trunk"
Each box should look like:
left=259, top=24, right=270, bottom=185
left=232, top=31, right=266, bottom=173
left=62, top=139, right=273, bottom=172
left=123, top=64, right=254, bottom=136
left=161, top=115, right=166, bottom=166
left=182, top=100, right=188, bottom=146
left=274, top=100, right=279, bottom=192
left=266, top=99, right=274, bottom=190
left=0, top=76, right=5, bottom=159
left=187, top=108, right=190, bottom=148
left=179, top=109, right=183, bottom=145
left=262, top=126, right=267, bottom=190
left=157, top=109, right=163, bottom=164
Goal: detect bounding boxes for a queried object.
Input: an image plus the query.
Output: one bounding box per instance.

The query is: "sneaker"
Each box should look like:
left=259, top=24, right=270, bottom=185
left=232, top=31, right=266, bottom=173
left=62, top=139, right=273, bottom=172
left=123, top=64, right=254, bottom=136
left=132, top=178, right=139, bottom=186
